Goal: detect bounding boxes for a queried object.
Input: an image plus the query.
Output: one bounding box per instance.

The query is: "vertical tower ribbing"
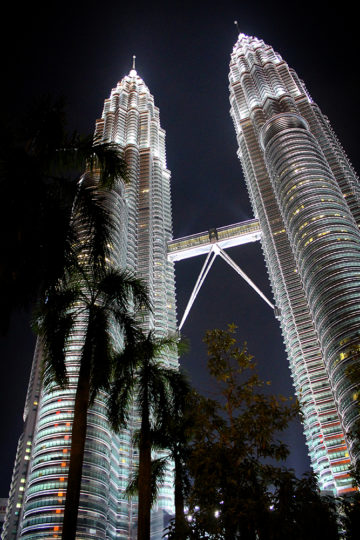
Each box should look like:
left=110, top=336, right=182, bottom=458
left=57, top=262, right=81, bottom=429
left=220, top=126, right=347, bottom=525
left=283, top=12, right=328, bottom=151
left=229, top=33, right=360, bottom=494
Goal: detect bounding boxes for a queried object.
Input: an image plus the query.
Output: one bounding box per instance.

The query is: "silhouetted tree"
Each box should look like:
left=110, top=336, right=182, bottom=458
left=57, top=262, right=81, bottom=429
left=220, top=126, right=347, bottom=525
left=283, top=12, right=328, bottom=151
left=108, top=331, right=184, bottom=540
left=0, top=95, right=127, bottom=333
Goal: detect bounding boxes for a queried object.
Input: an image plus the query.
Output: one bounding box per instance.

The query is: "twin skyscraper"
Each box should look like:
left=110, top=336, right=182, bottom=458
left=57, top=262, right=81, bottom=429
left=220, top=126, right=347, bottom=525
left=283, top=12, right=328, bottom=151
left=3, top=33, right=360, bottom=539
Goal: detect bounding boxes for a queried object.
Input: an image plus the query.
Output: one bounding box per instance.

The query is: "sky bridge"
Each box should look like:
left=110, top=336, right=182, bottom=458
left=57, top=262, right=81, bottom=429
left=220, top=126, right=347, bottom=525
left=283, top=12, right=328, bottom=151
left=168, top=219, right=278, bottom=330
left=168, top=218, right=261, bottom=261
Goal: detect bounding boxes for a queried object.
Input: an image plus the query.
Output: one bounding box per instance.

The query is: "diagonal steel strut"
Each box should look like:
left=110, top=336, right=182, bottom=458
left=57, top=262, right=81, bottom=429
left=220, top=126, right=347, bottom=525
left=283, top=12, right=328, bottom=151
left=178, top=246, right=218, bottom=331
left=178, top=244, right=274, bottom=331
left=217, top=246, right=274, bottom=310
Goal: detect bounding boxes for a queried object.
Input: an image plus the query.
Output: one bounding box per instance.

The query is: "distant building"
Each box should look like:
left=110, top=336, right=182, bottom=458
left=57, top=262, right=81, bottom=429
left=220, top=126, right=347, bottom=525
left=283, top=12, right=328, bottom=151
left=3, top=67, right=177, bottom=539
left=229, top=33, right=360, bottom=494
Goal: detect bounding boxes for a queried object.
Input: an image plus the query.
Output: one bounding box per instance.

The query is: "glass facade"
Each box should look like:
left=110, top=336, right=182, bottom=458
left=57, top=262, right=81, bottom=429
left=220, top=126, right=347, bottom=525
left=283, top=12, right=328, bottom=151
left=229, top=33, right=360, bottom=494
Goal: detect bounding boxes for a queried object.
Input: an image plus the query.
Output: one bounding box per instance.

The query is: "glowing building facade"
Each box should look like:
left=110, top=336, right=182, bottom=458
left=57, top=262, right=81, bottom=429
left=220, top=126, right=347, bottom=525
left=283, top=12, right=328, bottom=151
left=3, top=67, right=177, bottom=539
left=229, top=33, right=360, bottom=494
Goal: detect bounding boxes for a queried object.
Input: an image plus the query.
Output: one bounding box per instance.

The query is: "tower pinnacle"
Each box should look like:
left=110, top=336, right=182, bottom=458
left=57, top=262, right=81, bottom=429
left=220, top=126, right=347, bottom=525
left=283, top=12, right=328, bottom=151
left=130, top=54, right=137, bottom=77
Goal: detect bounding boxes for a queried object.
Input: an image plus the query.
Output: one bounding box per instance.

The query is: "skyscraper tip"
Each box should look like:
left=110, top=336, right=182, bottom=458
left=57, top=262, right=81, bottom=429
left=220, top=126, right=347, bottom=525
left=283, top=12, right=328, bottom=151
left=130, top=54, right=137, bottom=77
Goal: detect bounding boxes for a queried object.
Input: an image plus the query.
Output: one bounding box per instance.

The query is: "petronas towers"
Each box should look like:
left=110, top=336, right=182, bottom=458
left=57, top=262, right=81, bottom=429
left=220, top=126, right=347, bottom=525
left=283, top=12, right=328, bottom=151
left=3, top=31, right=360, bottom=539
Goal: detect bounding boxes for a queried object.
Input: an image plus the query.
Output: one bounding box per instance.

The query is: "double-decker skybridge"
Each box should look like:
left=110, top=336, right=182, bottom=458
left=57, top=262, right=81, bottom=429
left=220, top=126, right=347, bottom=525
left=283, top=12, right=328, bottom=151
left=167, top=219, right=279, bottom=330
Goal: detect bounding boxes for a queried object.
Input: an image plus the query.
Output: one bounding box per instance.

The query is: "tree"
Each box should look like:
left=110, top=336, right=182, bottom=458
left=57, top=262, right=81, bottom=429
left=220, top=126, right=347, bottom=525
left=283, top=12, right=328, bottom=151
left=36, top=264, right=149, bottom=540
left=270, top=470, right=339, bottom=540
left=107, top=331, right=184, bottom=540
left=184, top=324, right=299, bottom=539
left=0, top=95, right=127, bottom=333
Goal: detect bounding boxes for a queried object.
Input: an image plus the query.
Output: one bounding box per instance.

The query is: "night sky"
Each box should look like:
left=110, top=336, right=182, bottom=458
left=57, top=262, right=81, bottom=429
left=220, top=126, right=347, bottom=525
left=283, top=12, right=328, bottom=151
left=1, top=0, right=359, bottom=497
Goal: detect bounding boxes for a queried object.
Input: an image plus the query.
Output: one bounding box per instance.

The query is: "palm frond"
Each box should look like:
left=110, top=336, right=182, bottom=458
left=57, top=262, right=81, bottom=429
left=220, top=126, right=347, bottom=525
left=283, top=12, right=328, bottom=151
left=115, top=312, right=143, bottom=348
left=165, top=369, right=192, bottom=411
left=150, top=457, right=168, bottom=504
left=85, top=305, right=114, bottom=402
left=107, top=375, right=136, bottom=432
left=127, top=274, right=151, bottom=312
left=72, top=175, right=113, bottom=267
left=125, top=470, right=139, bottom=500
left=41, top=311, right=74, bottom=388
left=107, top=340, right=140, bottom=431
left=125, top=457, right=168, bottom=506
left=98, top=269, right=150, bottom=313
left=47, top=134, right=93, bottom=179
left=144, top=331, right=183, bottom=361
left=90, top=143, right=128, bottom=189
left=34, top=285, right=78, bottom=388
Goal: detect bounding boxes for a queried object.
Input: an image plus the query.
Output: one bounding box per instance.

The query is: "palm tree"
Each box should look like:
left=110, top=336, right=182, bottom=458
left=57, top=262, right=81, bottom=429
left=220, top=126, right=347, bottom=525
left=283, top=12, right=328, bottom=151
left=36, top=265, right=149, bottom=540
left=107, top=331, right=185, bottom=540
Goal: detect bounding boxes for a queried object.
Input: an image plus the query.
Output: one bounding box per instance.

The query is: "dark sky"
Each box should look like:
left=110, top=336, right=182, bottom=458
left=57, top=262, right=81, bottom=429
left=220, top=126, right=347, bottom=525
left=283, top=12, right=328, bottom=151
left=1, top=0, right=359, bottom=496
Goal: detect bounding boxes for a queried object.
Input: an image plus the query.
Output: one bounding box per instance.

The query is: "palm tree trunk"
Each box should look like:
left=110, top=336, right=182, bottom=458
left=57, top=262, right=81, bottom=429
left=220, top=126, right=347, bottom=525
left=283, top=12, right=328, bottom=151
left=174, top=453, right=187, bottom=537
left=61, top=357, right=90, bottom=540
left=138, top=403, right=152, bottom=539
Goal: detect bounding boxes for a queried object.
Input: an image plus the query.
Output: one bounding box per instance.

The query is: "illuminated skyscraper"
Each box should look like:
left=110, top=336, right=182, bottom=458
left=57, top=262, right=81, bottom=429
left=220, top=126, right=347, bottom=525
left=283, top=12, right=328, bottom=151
left=3, top=66, right=177, bottom=539
left=229, top=33, right=360, bottom=494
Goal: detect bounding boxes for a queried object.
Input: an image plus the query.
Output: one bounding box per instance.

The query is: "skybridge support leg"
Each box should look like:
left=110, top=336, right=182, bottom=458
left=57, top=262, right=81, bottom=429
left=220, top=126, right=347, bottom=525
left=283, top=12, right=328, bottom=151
left=217, top=246, right=275, bottom=310
left=178, top=244, right=276, bottom=332
left=178, top=246, right=217, bottom=331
